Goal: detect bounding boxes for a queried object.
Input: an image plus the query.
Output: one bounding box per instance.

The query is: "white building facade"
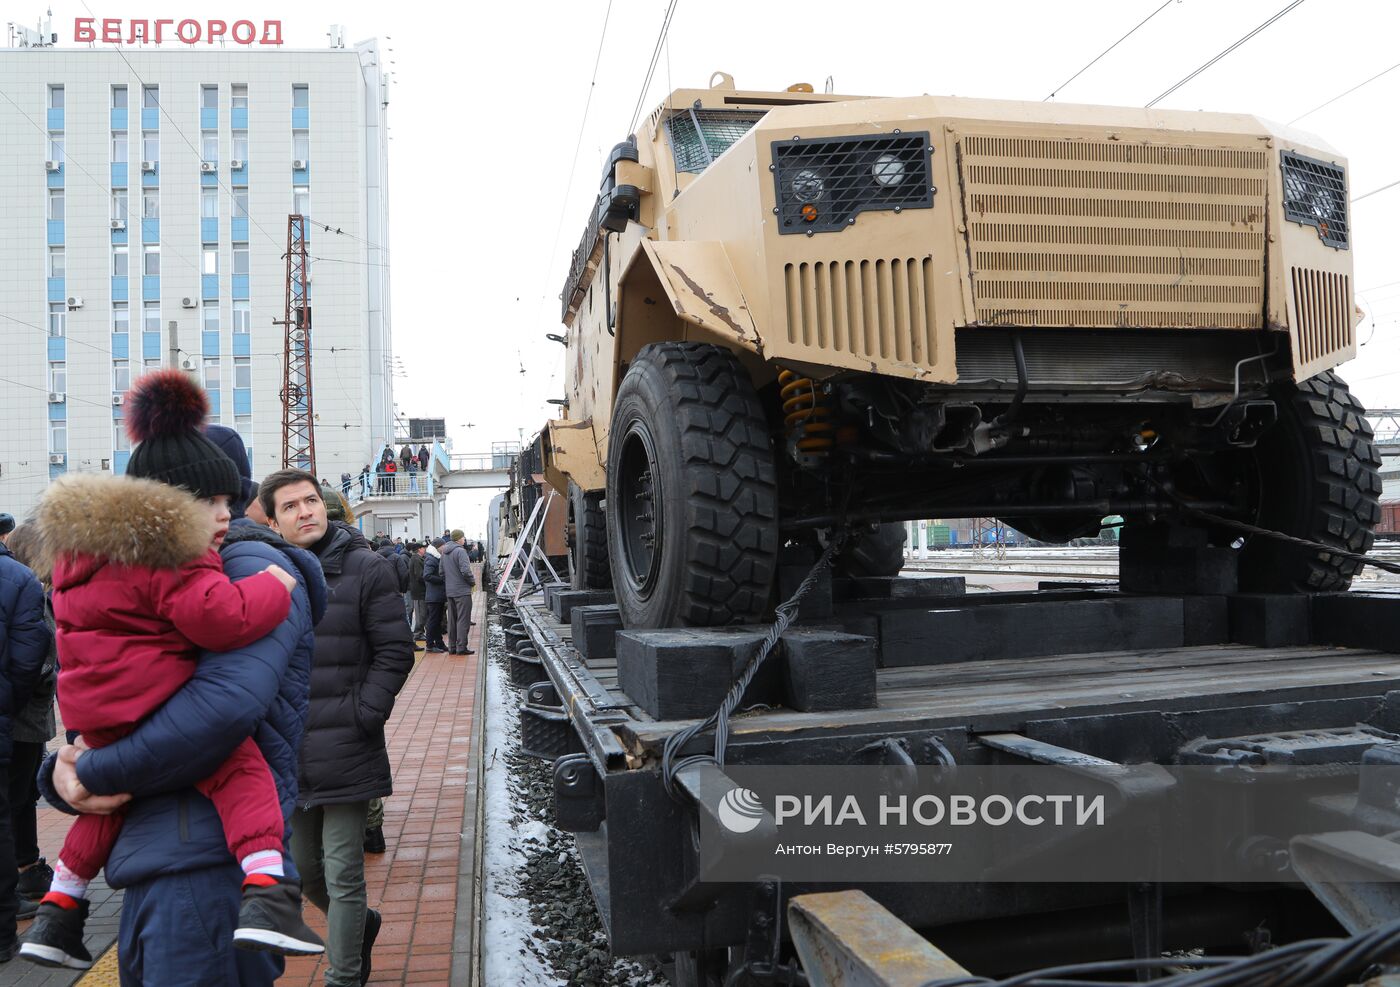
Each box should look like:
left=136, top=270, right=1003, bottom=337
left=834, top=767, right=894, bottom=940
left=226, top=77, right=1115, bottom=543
left=0, top=28, right=393, bottom=521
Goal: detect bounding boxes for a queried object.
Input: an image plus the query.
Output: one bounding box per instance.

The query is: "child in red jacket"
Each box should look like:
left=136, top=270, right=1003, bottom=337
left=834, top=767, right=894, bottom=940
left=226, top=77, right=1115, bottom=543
left=21, top=372, right=324, bottom=970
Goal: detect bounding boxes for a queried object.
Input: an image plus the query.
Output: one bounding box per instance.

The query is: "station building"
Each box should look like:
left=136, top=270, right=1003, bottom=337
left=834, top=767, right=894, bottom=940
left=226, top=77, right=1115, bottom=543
left=0, top=18, right=394, bottom=521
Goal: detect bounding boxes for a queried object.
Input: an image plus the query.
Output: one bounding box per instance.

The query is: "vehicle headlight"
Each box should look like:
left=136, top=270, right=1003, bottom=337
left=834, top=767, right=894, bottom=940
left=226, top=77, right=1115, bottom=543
left=872, top=153, right=905, bottom=187
left=791, top=169, right=824, bottom=202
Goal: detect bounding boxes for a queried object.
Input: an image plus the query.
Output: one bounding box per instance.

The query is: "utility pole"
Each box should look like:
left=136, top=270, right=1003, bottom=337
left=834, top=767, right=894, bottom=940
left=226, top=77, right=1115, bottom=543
left=277, top=214, right=316, bottom=472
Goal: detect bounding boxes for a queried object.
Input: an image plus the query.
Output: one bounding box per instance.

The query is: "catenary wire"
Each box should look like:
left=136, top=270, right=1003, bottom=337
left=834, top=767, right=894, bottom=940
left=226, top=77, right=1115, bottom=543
left=1352, top=177, right=1400, bottom=204
left=1288, top=57, right=1400, bottom=124
left=536, top=0, right=616, bottom=316
left=1145, top=0, right=1306, bottom=108
left=1043, top=0, right=1177, bottom=101
left=627, top=0, right=680, bottom=135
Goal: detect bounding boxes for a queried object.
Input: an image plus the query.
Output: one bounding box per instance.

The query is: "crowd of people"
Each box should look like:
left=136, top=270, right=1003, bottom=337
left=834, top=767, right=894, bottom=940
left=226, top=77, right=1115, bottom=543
left=340, top=444, right=433, bottom=500
left=0, top=370, right=481, bottom=986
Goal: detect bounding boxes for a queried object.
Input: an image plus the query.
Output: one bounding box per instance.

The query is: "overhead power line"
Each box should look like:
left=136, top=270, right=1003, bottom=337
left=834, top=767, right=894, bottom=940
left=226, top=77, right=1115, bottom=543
left=1288, top=58, right=1400, bottom=125
left=1146, top=0, right=1306, bottom=108
left=628, top=0, right=680, bottom=134
left=1353, top=177, right=1400, bottom=204
left=1043, top=0, right=1176, bottom=101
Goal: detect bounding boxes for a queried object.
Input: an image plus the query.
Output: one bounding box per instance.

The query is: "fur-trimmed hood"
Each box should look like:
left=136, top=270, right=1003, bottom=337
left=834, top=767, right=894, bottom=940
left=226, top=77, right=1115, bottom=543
left=33, top=473, right=212, bottom=582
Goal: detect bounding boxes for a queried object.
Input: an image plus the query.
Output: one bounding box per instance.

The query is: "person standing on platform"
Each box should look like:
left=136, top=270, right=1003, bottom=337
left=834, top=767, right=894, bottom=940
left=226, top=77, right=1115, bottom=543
left=407, top=544, right=427, bottom=643
left=441, top=531, right=476, bottom=657
left=0, top=513, right=47, bottom=963
left=422, top=539, right=447, bottom=654
left=261, top=470, right=413, bottom=987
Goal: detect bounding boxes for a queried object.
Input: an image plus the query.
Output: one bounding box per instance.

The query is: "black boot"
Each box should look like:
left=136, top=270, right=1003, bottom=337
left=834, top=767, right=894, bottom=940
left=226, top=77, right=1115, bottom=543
left=363, top=826, right=386, bottom=854
left=15, top=859, right=53, bottom=901
left=19, top=898, right=93, bottom=969
left=233, top=877, right=325, bottom=956
left=361, top=908, right=381, bottom=986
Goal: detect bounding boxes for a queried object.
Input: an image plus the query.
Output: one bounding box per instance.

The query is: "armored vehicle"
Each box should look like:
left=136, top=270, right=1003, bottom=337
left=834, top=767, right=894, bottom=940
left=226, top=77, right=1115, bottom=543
left=546, top=74, right=1380, bottom=629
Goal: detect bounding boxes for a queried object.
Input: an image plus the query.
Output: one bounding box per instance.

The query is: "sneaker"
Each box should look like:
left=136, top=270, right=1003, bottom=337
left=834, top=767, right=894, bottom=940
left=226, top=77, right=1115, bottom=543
left=233, top=877, right=325, bottom=956
left=16, top=859, right=52, bottom=901
left=364, top=826, right=386, bottom=854
left=426, top=647, right=447, bottom=654
left=361, top=908, right=381, bottom=986
left=17, top=895, right=37, bottom=921
left=19, top=897, right=93, bottom=969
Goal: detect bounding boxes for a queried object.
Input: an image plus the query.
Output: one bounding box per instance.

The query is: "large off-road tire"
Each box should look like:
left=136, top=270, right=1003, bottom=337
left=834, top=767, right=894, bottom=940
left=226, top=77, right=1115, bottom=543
left=1238, top=370, right=1382, bottom=593
left=606, top=342, right=779, bottom=629
left=837, top=523, right=908, bottom=577
left=568, top=481, right=611, bottom=590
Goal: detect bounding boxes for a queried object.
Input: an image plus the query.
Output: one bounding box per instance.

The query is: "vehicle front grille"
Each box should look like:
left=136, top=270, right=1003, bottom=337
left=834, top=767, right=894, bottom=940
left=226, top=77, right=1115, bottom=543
left=959, top=135, right=1268, bottom=329
left=772, top=132, right=933, bottom=234
left=1281, top=151, right=1349, bottom=248
left=783, top=257, right=935, bottom=363
left=1291, top=266, right=1352, bottom=366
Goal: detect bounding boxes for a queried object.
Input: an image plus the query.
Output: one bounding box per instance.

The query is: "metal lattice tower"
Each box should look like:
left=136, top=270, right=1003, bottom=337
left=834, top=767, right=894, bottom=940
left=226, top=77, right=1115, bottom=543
left=278, top=214, right=316, bottom=473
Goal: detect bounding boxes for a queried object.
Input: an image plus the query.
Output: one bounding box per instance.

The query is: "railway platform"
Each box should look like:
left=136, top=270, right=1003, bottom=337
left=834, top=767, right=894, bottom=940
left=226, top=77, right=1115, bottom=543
left=9, top=571, right=488, bottom=987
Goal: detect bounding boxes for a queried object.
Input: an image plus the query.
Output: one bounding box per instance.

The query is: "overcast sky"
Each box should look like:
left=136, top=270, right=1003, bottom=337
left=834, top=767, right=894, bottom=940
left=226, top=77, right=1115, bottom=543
left=22, top=1, right=1400, bottom=533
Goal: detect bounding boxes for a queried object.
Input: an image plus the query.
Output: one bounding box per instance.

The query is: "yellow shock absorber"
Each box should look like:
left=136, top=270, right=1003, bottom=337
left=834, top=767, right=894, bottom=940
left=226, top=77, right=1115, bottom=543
left=778, top=369, right=834, bottom=459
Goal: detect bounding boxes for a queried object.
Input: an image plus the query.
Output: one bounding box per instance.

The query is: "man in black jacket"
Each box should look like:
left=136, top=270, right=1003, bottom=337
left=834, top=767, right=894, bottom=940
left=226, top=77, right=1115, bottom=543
left=422, top=540, right=447, bottom=654
left=261, top=470, right=414, bottom=987
left=406, top=544, right=427, bottom=642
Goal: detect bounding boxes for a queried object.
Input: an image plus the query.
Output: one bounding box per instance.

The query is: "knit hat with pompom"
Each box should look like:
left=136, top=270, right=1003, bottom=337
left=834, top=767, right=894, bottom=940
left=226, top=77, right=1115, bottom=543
left=124, top=370, right=241, bottom=500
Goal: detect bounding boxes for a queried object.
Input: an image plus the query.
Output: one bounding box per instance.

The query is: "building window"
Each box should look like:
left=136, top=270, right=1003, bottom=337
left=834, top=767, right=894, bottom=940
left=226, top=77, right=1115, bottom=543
left=203, top=304, right=219, bottom=331
left=202, top=245, right=218, bottom=275
left=201, top=131, right=217, bottom=162
left=201, top=187, right=218, bottom=219
left=113, top=360, right=130, bottom=394
left=113, top=302, right=129, bottom=334
left=204, top=357, right=220, bottom=391
left=231, top=84, right=247, bottom=110
left=48, top=133, right=63, bottom=164
left=201, top=85, right=218, bottom=110
left=114, top=421, right=130, bottom=453
left=142, top=84, right=159, bottom=109
left=142, top=357, right=161, bottom=375
left=292, top=131, right=310, bottom=163
left=231, top=130, right=248, bottom=161
left=293, top=186, right=310, bottom=217
left=232, top=300, right=250, bottom=334
left=111, top=131, right=128, bottom=162
left=48, top=189, right=63, bottom=221
left=49, top=362, right=66, bottom=393
left=292, top=84, right=308, bottom=109
left=48, top=85, right=63, bottom=109
left=49, top=247, right=64, bottom=277
left=112, top=245, right=128, bottom=277
left=142, top=131, right=158, bottom=163
left=112, top=189, right=128, bottom=223
left=142, top=190, right=159, bottom=220
left=50, top=420, right=66, bottom=453
left=48, top=302, right=65, bottom=337
left=143, top=301, right=160, bottom=331
left=143, top=245, right=160, bottom=276
left=232, top=188, right=249, bottom=219
left=233, top=244, right=249, bottom=276
left=234, top=356, right=251, bottom=389
left=112, top=85, right=127, bottom=109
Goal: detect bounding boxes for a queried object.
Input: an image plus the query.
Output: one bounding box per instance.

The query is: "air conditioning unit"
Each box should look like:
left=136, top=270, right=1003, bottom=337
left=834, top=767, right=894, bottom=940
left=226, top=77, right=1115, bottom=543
left=230, top=159, right=244, bottom=170
left=200, top=161, right=216, bottom=173
left=141, top=160, right=157, bottom=173
left=110, top=218, right=126, bottom=230
left=66, top=296, right=83, bottom=309
left=48, top=453, right=65, bottom=465
left=181, top=358, right=195, bottom=370
left=181, top=297, right=197, bottom=309
left=45, top=160, right=60, bottom=172
left=111, top=394, right=124, bottom=406
left=47, top=392, right=65, bottom=404
left=293, top=159, right=307, bottom=170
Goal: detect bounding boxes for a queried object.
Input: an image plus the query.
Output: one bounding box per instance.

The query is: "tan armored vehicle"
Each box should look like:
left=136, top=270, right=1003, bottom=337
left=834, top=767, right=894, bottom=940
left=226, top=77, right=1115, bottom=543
left=545, top=74, right=1381, bottom=629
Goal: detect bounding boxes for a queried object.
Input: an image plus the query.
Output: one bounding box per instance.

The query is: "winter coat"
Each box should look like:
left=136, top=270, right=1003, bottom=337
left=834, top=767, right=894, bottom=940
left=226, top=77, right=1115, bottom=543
left=35, top=475, right=291, bottom=738
left=441, top=541, right=476, bottom=599
left=42, top=516, right=327, bottom=889
left=12, top=594, right=56, bottom=744
left=301, top=521, right=414, bottom=806
left=407, top=553, right=426, bottom=600
left=0, top=540, right=49, bottom=763
left=422, top=545, right=446, bottom=605
left=376, top=543, right=409, bottom=594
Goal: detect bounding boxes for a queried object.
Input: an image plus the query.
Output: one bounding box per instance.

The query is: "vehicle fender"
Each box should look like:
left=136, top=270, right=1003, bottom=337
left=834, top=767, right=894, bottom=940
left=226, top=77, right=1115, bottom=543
left=543, top=418, right=606, bottom=495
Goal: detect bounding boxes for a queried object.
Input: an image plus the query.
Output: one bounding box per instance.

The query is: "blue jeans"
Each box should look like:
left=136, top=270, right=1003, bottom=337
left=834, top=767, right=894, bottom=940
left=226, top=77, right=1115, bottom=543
left=118, top=862, right=283, bottom=986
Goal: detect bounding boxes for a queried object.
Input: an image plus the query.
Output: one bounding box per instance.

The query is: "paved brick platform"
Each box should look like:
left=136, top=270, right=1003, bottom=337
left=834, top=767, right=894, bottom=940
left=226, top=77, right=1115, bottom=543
left=11, top=567, right=485, bottom=987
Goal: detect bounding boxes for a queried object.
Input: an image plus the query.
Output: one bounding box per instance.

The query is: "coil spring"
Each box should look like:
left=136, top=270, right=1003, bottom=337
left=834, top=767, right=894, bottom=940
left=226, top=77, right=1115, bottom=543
left=778, top=369, right=834, bottom=457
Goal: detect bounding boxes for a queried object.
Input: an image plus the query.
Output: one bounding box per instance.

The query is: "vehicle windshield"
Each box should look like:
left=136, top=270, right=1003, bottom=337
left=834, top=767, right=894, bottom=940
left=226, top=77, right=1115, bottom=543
left=665, top=109, right=767, bottom=174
